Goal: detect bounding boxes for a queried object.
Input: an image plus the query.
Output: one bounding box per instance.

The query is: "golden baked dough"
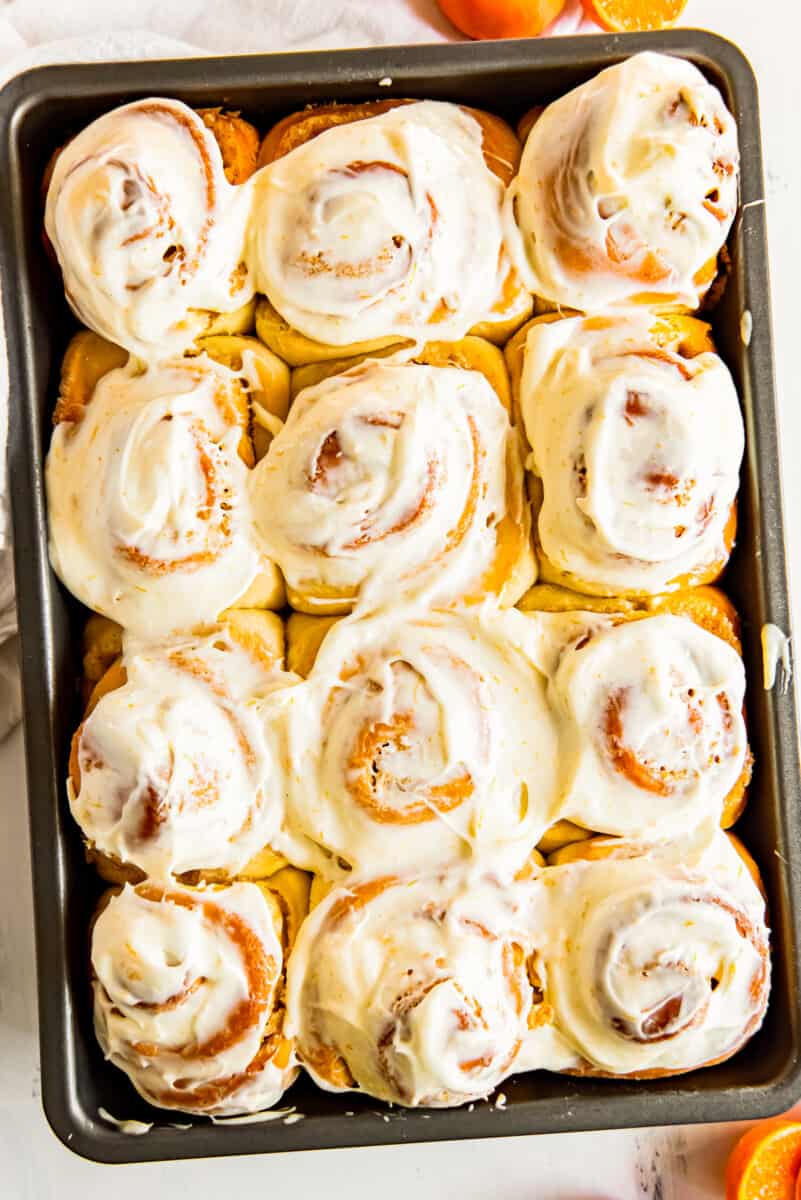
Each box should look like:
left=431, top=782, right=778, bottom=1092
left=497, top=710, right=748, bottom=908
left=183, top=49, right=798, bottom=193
left=290, top=336, right=512, bottom=410
left=263, top=864, right=312, bottom=950
left=255, top=294, right=534, bottom=369
left=259, top=99, right=522, bottom=183
left=191, top=333, right=290, bottom=459
left=255, top=297, right=410, bottom=368
left=55, top=331, right=129, bottom=424
left=81, top=614, right=124, bottom=703
left=259, top=100, right=414, bottom=167
left=202, top=296, right=257, bottom=337
left=546, top=831, right=762, bottom=888
left=535, top=819, right=592, bottom=857
left=197, top=107, right=260, bottom=184
left=286, top=612, right=340, bottom=677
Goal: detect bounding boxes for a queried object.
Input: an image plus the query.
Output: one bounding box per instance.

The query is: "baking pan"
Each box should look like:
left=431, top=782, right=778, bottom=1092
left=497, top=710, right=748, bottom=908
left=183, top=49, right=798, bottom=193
left=0, top=29, right=799, bottom=1165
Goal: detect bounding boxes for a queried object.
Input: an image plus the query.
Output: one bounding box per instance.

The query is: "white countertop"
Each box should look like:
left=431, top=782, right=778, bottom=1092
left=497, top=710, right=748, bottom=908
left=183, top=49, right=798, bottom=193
left=1, top=1, right=800, bottom=1195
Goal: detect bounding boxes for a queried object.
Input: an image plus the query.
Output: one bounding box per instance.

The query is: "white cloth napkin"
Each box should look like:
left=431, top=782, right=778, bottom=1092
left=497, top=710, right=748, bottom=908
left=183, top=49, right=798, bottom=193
left=0, top=0, right=596, bottom=739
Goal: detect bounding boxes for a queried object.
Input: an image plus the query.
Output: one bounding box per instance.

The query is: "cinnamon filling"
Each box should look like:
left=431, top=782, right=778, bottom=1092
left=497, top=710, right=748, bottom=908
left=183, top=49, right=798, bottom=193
left=611, top=984, right=707, bottom=1044
left=615, top=348, right=694, bottom=382
left=624, top=391, right=649, bottom=423
left=544, top=83, right=731, bottom=288
left=132, top=885, right=277, bottom=1062
left=293, top=160, right=417, bottom=287
left=603, top=688, right=673, bottom=797
left=602, top=682, right=737, bottom=796
left=166, top=649, right=256, bottom=770
left=346, top=710, right=473, bottom=825
left=116, top=420, right=232, bottom=575
left=135, top=102, right=217, bottom=282
left=602, top=892, right=769, bottom=1050
left=308, top=430, right=345, bottom=492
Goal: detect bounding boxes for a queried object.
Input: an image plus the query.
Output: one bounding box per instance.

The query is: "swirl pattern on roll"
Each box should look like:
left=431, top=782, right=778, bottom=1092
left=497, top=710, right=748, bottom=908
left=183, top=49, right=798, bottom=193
left=545, top=613, right=748, bottom=840
left=250, top=101, right=516, bottom=345
left=70, top=627, right=295, bottom=879
left=276, top=608, right=559, bottom=876
left=92, top=881, right=296, bottom=1115
left=250, top=358, right=528, bottom=611
left=505, top=53, right=739, bottom=311
left=519, top=314, right=743, bottom=594
left=532, top=836, right=769, bottom=1076
left=45, top=99, right=254, bottom=358
left=46, top=354, right=263, bottom=636
left=285, top=871, right=533, bottom=1106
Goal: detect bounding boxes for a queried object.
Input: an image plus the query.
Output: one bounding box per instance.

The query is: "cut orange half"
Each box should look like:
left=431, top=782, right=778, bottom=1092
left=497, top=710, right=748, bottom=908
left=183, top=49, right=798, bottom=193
left=725, top=1120, right=801, bottom=1200
left=581, top=0, right=687, bottom=31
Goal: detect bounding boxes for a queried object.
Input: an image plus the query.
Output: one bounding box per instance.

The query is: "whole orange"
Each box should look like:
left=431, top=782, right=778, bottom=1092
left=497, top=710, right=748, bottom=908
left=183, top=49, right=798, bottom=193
left=437, top=0, right=568, bottom=40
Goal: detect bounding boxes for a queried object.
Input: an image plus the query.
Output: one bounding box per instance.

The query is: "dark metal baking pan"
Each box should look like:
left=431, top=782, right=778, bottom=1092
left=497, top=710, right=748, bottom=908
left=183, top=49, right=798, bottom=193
left=0, top=28, right=798, bottom=1165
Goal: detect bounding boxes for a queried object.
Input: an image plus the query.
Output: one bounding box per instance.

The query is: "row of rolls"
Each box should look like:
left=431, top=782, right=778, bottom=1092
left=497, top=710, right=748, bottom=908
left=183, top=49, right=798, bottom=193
left=92, top=829, right=769, bottom=1114
left=73, top=593, right=750, bottom=883
left=45, top=49, right=743, bottom=632
left=40, top=48, right=768, bottom=1117
left=47, top=308, right=744, bottom=634
left=44, top=52, right=738, bottom=364
left=78, top=588, right=764, bottom=1115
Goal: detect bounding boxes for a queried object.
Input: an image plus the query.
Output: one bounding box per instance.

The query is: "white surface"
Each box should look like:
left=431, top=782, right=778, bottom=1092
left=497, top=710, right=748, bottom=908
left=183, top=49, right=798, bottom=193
left=1, top=0, right=800, bottom=1195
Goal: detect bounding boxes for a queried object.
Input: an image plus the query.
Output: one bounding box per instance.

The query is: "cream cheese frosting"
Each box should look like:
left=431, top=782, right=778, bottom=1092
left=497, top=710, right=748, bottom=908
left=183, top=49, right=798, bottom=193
left=249, top=358, right=529, bottom=611
left=45, top=99, right=254, bottom=359
left=274, top=606, right=560, bottom=877
left=43, top=65, right=765, bottom=1112
left=762, top=622, right=792, bottom=691
left=519, top=314, right=744, bottom=593
left=46, top=354, right=263, bottom=636
left=92, top=881, right=297, bottom=1115
left=70, top=627, right=297, bottom=879
left=285, top=869, right=534, bottom=1106
left=285, top=829, right=769, bottom=1097
left=249, top=101, right=514, bottom=346
left=544, top=611, right=748, bottom=840
left=505, top=53, right=739, bottom=311
left=527, top=830, right=769, bottom=1077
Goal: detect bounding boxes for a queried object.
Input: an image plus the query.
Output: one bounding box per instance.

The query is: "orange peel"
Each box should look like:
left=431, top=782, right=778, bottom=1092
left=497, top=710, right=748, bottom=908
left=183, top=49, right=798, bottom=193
left=437, top=0, right=567, bottom=40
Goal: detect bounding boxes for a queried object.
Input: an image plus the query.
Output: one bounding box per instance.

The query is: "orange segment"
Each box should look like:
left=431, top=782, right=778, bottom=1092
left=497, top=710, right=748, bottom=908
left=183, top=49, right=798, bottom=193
left=725, top=1120, right=801, bottom=1200
left=437, top=0, right=567, bottom=40
left=581, top=0, right=687, bottom=31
